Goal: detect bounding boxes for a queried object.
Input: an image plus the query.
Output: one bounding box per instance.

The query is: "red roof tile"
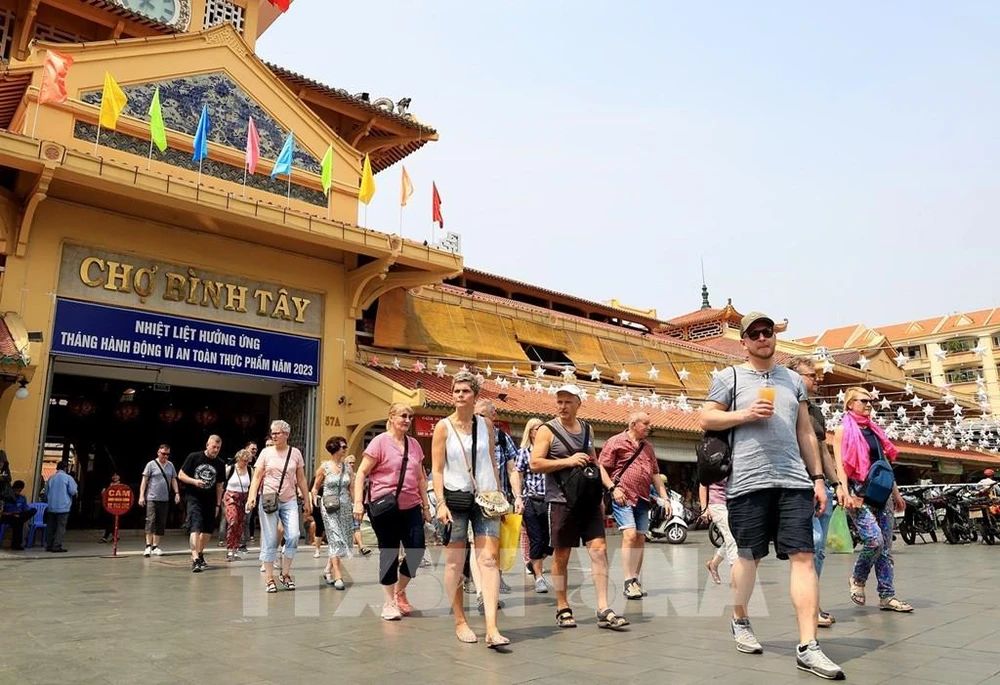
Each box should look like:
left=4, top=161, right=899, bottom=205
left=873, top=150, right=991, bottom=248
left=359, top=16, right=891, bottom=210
left=375, top=367, right=704, bottom=435
left=0, top=317, right=20, bottom=361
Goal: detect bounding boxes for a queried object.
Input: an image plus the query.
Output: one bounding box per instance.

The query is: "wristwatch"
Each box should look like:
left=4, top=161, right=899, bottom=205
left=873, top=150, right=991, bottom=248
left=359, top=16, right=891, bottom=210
left=809, top=474, right=825, bottom=482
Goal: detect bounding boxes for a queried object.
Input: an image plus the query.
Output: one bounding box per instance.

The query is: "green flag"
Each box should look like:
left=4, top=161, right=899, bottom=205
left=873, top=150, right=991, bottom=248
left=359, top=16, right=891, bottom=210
left=321, top=145, right=333, bottom=196
left=148, top=87, right=167, bottom=153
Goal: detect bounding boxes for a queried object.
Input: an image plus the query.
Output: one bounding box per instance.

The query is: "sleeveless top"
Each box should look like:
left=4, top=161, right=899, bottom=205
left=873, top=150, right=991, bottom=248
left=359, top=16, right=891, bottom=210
left=544, top=420, right=593, bottom=504
left=443, top=415, right=498, bottom=493
left=225, top=465, right=250, bottom=493
left=321, top=461, right=352, bottom=502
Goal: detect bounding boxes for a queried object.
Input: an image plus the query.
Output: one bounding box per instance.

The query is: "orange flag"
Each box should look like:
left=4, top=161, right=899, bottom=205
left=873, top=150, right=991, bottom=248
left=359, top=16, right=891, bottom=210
left=432, top=182, right=444, bottom=228
left=38, top=50, right=74, bottom=105
left=400, top=166, right=413, bottom=207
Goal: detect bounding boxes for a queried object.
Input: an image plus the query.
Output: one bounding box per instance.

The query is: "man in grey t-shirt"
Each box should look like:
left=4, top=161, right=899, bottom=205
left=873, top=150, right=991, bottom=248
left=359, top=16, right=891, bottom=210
left=701, top=312, right=842, bottom=681
left=139, top=444, right=180, bottom=557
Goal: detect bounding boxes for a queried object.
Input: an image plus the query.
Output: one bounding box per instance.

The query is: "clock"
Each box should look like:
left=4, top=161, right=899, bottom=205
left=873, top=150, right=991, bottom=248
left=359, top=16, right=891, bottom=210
left=118, top=0, right=191, bottom=30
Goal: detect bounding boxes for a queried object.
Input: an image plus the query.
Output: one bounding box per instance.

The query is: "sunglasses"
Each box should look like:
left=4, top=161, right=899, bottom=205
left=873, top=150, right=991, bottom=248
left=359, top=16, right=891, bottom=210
left=854, top=398, right=873, bottom=405
left=744, top=327, right=775, bottom=340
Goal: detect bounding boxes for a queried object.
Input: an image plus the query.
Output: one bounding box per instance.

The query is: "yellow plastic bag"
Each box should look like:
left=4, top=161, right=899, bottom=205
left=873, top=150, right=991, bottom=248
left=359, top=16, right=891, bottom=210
left=498, top=514, right=523, bottom=572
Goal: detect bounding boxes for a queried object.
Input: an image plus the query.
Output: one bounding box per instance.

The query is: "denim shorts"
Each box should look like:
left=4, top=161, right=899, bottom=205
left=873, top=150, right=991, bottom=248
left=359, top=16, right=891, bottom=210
left=611, top=499, right=651, bottom=533
left=449, top=502, right=500, bottom=543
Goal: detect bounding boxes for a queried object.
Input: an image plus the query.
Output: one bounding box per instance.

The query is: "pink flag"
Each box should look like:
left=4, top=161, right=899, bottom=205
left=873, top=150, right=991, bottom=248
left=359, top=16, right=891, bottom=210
left=245, top=117, right=260, bottom=174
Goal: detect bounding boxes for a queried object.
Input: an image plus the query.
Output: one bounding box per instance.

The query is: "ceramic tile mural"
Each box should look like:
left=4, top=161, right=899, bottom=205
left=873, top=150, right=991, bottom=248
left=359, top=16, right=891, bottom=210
left=74, top=120, right=327, bottom=207
left=79, top=72, right=321, bottom=174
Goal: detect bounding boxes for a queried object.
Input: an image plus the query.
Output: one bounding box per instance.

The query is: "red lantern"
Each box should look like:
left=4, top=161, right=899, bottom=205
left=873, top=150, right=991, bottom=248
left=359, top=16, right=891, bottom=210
left=159, top=406, right=183, bottom=424
left=234, top=414, right=256, bottom=430
left=68, top=398, right=96, bottom=417
left=194, top=407, right=218, bottom=426
left=114, top=403, right=140, bottom=422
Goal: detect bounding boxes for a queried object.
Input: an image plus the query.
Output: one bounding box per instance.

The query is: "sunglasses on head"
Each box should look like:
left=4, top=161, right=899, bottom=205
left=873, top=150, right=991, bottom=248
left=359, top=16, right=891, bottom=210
left=744, top=327, right=774, bottom=340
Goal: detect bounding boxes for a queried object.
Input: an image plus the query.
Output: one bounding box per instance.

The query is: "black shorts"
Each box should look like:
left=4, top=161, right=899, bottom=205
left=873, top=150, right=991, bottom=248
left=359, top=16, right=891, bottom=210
left=524, top=497, right=552, bottom=560
left=548, top=502, right=605, bottom=549
left=727, top=488, right=814, bottom=561
left=145, top=500, right=169, bottom=536
left=186, top=497, right=218, bottom=534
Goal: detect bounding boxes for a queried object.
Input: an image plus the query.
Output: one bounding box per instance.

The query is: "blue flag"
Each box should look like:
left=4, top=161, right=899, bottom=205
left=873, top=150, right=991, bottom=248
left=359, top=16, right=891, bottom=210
left=192, top=104, right=210, bottom=162
left=271, top=130, right=294, bottom=178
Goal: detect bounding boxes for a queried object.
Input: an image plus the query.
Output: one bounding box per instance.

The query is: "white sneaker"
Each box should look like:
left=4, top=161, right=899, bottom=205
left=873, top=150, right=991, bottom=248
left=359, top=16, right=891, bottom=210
left=152, top=546, right=163, bottom=556
left=313, top=549, right=321, bottom=558
left=381, top=602, right=402, bottom=621
left=143, top=545, right=152, bottom=557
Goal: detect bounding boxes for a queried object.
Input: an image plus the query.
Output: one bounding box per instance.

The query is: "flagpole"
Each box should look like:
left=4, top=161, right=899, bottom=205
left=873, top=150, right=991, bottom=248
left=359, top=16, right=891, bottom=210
left=30, top=102, right=40, bottom=139
left=326, top=192, right=331, bottom=221
left=94, top=123, right=102, bottom=156
left=147, top=136, right=154, bottom=171
left=286, top=171, right=292, bottom=208
left=242, top=164, right=248, bottom=199
left=197, top=159, right=203, bottom=188
left=399, top=205, right=403, bottom=237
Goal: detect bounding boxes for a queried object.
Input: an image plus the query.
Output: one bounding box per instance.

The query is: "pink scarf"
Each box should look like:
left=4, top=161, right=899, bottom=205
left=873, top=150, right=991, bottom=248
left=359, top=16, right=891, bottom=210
left=841, top=410, right=898, bottom=482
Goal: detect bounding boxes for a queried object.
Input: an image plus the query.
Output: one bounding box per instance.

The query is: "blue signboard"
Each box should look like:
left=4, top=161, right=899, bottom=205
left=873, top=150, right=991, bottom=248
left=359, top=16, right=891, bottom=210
left=51, top=299, right=320, bottom=385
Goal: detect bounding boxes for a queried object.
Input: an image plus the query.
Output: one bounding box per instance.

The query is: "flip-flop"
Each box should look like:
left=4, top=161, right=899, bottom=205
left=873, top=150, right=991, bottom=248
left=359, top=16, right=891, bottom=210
left=706, top=560, right=722, bottom=585
left=485, top=634, right=510, bottom=649
left=456, top=624, right=478, bottom=643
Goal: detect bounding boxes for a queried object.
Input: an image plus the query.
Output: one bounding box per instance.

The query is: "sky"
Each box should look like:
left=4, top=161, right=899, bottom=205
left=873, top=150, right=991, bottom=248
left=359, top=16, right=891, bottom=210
left=258, top=1, right=1000, bottom=339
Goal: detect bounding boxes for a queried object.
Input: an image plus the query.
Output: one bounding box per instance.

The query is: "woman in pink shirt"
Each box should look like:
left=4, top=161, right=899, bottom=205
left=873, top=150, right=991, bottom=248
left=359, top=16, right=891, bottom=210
left=353, top=402, right=432, bottom=620
left=246, top=420, right=311, bottom=594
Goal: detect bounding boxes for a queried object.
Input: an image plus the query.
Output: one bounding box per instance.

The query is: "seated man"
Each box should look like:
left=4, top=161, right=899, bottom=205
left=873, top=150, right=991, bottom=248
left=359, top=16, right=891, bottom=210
left=2, top=481, right=36, bottom=550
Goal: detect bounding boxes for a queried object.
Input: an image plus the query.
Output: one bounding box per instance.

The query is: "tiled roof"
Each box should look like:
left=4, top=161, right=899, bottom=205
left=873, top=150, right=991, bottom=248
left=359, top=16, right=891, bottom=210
left=805, top=307, right=1000, bottom=346
left=374, top=367, right=705, bottom=435
left=86, top=0, right=178, bottom=33
left=667, top=308, right=726, bottom=326
left=893, top=442, right=1000, bottom=466
left=692, top=337, right=797, bottom=364
left=0, top=317, right=22, bottom=363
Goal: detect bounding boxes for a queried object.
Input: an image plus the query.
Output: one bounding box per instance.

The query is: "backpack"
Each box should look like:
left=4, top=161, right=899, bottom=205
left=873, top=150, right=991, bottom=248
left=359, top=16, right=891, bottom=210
left=547, top=420, right=603, bottom=514
left=861, top=432, right=895, bottom=507
left=697, top=367, right=737, bottom=486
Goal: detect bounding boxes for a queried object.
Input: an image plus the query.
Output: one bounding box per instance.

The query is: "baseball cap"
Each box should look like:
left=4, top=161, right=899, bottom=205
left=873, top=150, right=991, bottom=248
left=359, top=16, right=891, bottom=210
left=555, top=384, right=584, bottom=400
left=740, top=311, right=775, bottom=337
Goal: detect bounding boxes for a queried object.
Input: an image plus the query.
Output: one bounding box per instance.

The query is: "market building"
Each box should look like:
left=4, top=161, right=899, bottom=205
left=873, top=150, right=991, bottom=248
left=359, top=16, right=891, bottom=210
left=0, top=0, right=460, bottom=527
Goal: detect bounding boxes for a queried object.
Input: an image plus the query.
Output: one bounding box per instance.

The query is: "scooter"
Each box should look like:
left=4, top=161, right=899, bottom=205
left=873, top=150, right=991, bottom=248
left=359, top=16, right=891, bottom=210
left=647, top=489, right=689, bottom=544
left=898, top=486, right=939, bottom=544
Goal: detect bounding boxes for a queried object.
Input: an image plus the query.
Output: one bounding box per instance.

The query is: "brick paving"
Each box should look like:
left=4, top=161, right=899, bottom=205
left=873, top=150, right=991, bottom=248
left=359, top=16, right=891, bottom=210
left=2, top=530, right=999, bottom=684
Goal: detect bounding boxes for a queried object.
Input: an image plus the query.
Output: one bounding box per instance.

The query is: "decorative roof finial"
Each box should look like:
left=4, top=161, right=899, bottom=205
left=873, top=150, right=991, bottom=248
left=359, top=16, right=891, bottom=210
left=700, top=258, right=711, bottom=310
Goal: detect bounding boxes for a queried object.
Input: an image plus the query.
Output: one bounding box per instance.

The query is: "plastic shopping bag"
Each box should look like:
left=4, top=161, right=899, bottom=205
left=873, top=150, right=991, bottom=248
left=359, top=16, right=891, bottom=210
left=826, top=506, right=854, bottom=554
left=498, top=514, right=523, bottom=572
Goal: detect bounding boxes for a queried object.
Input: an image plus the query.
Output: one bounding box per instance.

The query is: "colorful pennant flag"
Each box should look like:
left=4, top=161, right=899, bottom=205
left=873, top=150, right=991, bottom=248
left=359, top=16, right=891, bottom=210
left=432, top=182, right=444, bottom=228
left=99, top=72, right=128, bottom=130
left=192, top=104, right=210, bottom=162
left=271, top=130, right=294, bottom=178
left=321, top=145, right=334, bottom=196
left=38, top=50, right=74, bottom=106
left=400, top=166, right=413, bottom=207
left=245, top=117, right=260, bottom=174
left=148, top=87, right=167, bottom=153
left=266, top=0, right=291, bottom=12
left=359, top=154, right=375, bottom=205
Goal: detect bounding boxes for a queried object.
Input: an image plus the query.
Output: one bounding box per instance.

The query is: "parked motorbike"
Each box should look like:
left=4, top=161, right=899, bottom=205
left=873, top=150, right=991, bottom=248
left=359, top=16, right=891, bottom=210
left=898, top=486, right=939, bottom=545
left=966, top=496, right=1000, bottom=545
left=647, top=489, right=689, bottom=544
left=941, top=485, right=979, bottom=544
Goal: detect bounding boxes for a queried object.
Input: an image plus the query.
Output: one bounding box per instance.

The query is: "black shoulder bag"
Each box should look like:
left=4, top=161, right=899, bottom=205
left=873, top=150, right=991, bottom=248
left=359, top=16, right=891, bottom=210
left=261, top=450, right=292, bottom=514
left=444, top=419, right=477, bottom=513
left=697, top=367, right=737, bottom=486
left=604, top=441, right=646, bottom=511
left=548, top=420, right=603, bottom=514
left=368, top=437, right=410, bottom=518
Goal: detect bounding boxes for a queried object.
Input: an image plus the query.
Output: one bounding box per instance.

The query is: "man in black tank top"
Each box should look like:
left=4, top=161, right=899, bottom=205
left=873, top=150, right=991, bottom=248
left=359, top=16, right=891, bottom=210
left=530, top=384, right=629, bottom=630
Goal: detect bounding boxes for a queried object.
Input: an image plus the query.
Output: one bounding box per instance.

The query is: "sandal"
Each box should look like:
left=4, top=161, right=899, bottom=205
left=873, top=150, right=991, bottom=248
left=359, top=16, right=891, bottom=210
left=456, top=624, right=478, bottom=643
left=706, top=559, right=721, bottom=585
left=596, top=608, right=629, bottom=630
left=485, top=634, right=511, bottom=649
left=279, top=574, right=296, bottom=591
left=849, top=578, right=866, bottom=606
left=265, top=579, right=277, bottom=593
left=556, top=608, right=577, bottom=628
left=879, top=597, right=913, bottom=613
left=323, top=572, right=335, bottom=586
left=333, top=578, right=345, bottom=591
left=360, top=546, right=372, bottom=556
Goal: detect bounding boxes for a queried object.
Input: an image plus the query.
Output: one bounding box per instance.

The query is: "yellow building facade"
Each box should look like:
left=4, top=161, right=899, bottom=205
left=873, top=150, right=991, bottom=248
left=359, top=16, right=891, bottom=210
left=0, top=2, right=460, bottom=525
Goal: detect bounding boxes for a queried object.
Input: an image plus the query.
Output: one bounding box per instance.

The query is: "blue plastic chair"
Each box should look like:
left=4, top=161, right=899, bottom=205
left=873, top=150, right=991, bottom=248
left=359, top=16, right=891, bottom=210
left=25, top=503, right=47, bottom=548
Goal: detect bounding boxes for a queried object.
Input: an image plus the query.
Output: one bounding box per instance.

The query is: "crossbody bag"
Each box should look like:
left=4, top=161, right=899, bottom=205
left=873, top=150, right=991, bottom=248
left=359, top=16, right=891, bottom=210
left=261, top=450, right=292, bottom=514
left=367, top=437, right=409, bottom=518
left=445, top=417, right=510, bottom=519
left=697, top=367, right=737, bottom=486
left=322, top=463, right=347, bottom=513
left=548, top=420, right=603, bottom=514
left=154, top=461, right=174, bottom=504
left=604, top=441, right=646, bottom=510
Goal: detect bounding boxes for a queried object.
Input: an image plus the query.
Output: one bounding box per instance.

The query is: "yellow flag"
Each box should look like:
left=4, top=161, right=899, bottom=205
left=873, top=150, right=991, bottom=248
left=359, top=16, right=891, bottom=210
left=359, top=154, right=375, bottom=205
left=400, top=166, right=413, bottom=207
left=99, top=72, right=128, bottom=130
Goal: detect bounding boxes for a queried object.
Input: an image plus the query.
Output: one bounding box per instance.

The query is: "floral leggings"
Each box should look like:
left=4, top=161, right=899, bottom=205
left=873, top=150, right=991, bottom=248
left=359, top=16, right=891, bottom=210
left=224, top=491, right=248, bottom=551
left=848, top=500, right=896, bottom=599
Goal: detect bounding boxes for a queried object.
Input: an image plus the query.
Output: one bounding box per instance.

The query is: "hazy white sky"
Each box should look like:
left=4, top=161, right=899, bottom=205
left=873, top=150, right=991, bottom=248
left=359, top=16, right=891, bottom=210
left=258, top=1, right=1000, bottom=338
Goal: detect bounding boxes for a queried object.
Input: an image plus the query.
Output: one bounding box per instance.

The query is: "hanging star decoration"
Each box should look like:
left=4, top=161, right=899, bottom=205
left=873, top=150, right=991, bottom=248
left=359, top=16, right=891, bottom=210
left=933, top=347, right=948, bottom=362
left=475, top=373, right=485, bottom=385
left=857, top=355, right=871, bottom=371
left=533, top=381, right=543, bottom=393
left=618, top=369, right=631, bottom=383
left=459, top=365, right=470, bottom=374
left=822, top=359, right=835, bottom=374
left=910, top=395, right=923, bottom=408
left=510, top=366, right=520, bottom=378
left=589, top=366, right=601, bottom=381
left=485, top=364, right=493, bottom=377
left=836, top=390, right=846, bottom=404
left=904, top=383, right=914, bottom=396
left=547, top=383, right=559, bottom=396
left=943, top=392, right=956, bottom=405
left=952, top=404, right=964, bottom=417
left=369, top=355, right=381, bottom=367
left=972, top=342, right=988, bottom=359
left=562, top=366, right=577, bottom=382
left=579, top=388, right=589, bottom=402
left=869, top=387, right=880, bottom=399
left=879, top=398, right=892, bottom=410
left=392, top=357, right=401, bottom=370
left=710, top=367, right=722, bottom=379
left=412, top=360, right=426, bottom=373
left=649, top=391, right=660, bottom=403
left=678, top=367, right=691, bottom=382
left=596, top=389, right=611, bottom=402
left=435, top=361, right=447, bottom=377
left=922, top=405, right=935, bottom=417
left=534, top=366, right=546, bottom=379
left=894, top=352, right=908, bottom=368
left=820, top=401, right=832, bottom=416
left=647, top=365, right=660, bottom=380
left=497, top=377, right=510, bottom=389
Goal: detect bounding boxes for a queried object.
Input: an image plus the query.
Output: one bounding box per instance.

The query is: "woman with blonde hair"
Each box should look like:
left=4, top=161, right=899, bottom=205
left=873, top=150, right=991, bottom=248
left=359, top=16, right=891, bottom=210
left=514, top=417, right=551, bottom=593
left=353, top=402, right=431, bottom=620
left=833, top=387, right=912, bottom=612
left=433, top=371, right=509, bottom=647
left=223, top=449, right=253, bottom=562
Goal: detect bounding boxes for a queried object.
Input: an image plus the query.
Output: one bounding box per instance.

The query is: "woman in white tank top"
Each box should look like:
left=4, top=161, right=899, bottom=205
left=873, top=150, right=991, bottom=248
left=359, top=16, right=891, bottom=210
left=431, top=371, right=508, bottom=648
left=223, top=449, right=252, bottom=562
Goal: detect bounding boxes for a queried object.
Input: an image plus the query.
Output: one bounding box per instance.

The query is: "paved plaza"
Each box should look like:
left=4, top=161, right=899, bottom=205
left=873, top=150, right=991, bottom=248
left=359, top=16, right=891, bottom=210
left=3, top=530, right=1000, bottom=685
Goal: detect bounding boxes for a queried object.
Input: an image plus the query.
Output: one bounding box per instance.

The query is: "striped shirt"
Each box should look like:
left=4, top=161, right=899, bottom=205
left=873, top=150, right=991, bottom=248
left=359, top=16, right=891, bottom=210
left=599, top=431, right=659, bottom=507
left=514, top=446, right=546, bottom=499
